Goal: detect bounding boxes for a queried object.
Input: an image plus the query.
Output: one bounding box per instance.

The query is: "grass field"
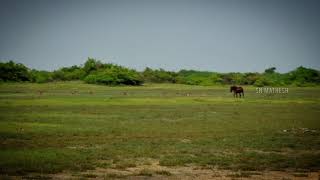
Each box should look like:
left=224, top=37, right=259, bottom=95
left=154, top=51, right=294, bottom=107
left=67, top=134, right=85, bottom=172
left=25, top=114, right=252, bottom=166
left=0, top=82, right=320, bottom=178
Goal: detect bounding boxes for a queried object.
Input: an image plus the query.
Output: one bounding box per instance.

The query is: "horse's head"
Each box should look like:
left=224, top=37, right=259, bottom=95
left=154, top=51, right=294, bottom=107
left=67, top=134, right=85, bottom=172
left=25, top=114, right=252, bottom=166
left=230, top=86, right=236, bottom=92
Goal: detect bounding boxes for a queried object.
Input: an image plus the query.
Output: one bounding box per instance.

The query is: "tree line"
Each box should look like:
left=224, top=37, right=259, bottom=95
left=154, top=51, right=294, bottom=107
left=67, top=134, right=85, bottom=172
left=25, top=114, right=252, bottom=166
left=1, top=58, right=320, bottom=86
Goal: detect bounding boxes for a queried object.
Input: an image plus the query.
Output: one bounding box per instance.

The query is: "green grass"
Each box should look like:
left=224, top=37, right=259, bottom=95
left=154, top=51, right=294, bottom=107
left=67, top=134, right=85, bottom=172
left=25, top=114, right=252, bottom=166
left=0, top=81, right=320, bottom=175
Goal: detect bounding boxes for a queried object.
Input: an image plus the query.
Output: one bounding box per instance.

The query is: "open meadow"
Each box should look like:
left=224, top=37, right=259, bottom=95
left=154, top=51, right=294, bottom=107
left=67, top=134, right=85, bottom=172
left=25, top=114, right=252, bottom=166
left=0, top=82, right=320, bottom=179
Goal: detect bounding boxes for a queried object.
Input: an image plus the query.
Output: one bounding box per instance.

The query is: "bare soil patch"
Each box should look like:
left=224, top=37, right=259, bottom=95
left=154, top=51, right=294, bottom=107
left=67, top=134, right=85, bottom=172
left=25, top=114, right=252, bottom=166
left=5, top=160, right=318, bottom=180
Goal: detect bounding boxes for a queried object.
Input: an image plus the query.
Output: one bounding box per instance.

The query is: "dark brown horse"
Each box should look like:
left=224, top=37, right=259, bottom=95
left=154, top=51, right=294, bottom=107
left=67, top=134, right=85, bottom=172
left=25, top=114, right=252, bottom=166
left=230, top=86, right=244, bottom=98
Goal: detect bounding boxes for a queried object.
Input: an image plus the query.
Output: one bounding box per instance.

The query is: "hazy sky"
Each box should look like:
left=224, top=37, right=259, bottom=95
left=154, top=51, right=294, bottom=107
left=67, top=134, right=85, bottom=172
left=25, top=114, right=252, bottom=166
left=0, top=0, right=319, bottom=72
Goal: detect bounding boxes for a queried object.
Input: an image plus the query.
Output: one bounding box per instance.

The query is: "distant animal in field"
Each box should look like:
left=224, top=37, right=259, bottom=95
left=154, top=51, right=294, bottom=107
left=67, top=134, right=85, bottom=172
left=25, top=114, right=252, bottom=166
left=230, top=86, right=244, bottom=98
left=123, top=92, right=128, bottom=96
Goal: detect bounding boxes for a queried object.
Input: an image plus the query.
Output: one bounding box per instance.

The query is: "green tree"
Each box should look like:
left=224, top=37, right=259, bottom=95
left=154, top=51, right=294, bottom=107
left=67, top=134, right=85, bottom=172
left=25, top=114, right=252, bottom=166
left=0, top=61, right=31, bottom=82
left=83, top=58, right=102, bottom=75
left=287, top=66, right=320, bottom=86
left=264, top=67, right=276, bottom=74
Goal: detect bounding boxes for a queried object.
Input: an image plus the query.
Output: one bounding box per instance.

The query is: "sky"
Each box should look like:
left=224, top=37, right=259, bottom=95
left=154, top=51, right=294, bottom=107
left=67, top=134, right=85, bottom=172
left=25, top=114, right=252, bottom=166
left=0, top=0, right=319, bottom=73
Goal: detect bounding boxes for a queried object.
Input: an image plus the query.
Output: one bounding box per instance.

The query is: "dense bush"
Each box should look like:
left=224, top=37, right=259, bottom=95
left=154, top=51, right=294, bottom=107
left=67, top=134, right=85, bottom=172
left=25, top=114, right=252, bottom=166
left=254, top=77, right=271, bottom=87
left=176, top=70, right=218, bottom=85
left=0, top=61, right=31, bottom=82
left=243, top=73, right=260, bottom=85
left=1, top=59, right=319, bottom=86
left=30, top=70, right=53, bottom=83
left=142, top=68, right=177, bottom=83
left=84, top=66, right=143, bottom=85
left=83, top=58, right=101, bottom=75
left=287, top=66, right=320, bottom=86
left=174, top=67, right=320, bottom=87
left=52, top=66, right=86, bottom=81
